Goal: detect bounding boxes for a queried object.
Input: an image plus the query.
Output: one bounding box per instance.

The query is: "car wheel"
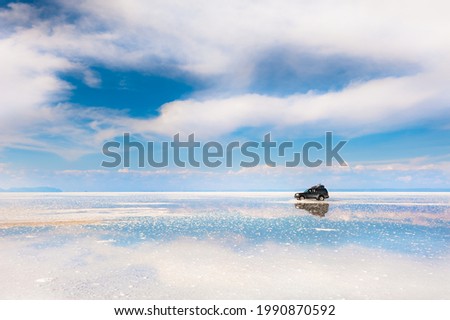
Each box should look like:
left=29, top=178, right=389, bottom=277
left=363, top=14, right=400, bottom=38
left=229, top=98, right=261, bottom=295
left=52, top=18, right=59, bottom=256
left=299, top=196, right=305, bottom=200
left=318, top=195, right=324, bottom=201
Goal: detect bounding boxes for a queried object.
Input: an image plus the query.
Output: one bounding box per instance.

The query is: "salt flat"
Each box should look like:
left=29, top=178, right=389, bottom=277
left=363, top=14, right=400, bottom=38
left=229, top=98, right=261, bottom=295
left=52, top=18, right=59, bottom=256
left=0, top=192, right=449, bottom=299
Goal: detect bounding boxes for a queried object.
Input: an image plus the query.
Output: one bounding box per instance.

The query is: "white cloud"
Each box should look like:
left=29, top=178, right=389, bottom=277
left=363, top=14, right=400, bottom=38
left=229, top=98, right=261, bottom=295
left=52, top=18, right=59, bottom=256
left=116, top=168, right=207, bottom=176
left=0, top=15, right=100, bottom=155
left=58, top=0, right=450, bottom=75
left=56, top=169, right=109, bottom=176
left=0, top=163, right=9, bottom=176
left=352, top=158, right=450, bottom=173
left=133, top=71, right=449, bottom=137
left=1, top=0, right=450, bottom=154
left=0, top=4, right=130, bottom=156
left=66, top=0, right=450, bottom=138
left=397, top=175, right=413, bottom=183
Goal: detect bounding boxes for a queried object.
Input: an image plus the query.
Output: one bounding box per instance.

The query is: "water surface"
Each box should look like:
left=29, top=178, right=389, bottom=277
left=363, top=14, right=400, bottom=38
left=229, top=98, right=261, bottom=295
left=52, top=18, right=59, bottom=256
left=0, top=192, right=449, bottom=299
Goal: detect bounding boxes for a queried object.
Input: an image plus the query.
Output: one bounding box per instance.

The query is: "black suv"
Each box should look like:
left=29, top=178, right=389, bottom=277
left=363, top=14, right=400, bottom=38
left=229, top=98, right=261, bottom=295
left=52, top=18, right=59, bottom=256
left=295, top=184, right=329, bottom=201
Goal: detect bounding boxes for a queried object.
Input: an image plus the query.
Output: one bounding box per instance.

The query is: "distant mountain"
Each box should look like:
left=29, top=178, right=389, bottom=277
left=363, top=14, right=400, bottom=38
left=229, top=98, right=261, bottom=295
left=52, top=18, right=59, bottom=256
left=0, top=186, right=62, bottom=192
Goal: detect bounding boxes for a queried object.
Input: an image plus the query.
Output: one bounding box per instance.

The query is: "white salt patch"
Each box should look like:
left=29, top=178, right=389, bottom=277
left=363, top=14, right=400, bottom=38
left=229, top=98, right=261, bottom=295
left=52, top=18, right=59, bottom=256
left=35, top=278, right=53, bottom=283
left=314, top=228, right=338, bottom=232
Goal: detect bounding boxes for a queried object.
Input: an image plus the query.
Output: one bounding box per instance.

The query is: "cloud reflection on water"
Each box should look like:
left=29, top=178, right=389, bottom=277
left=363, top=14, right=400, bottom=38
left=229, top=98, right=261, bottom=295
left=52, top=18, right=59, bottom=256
left=0, top=192, right=449, bottom=299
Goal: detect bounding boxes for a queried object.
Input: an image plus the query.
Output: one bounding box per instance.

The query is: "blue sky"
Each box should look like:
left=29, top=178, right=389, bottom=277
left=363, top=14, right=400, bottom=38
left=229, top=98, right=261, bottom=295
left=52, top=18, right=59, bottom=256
left=1, top=0, right=450, bottom=191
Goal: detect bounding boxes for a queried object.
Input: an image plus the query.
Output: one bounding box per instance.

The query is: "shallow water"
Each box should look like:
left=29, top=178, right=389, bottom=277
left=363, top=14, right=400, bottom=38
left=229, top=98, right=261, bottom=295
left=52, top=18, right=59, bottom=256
left=0, top=192, right=449, bottom=299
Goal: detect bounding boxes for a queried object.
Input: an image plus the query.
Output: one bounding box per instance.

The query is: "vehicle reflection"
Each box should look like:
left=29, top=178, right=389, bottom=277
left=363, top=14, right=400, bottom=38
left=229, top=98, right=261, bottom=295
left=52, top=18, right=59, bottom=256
left=294, top=202, right=329, bottom=217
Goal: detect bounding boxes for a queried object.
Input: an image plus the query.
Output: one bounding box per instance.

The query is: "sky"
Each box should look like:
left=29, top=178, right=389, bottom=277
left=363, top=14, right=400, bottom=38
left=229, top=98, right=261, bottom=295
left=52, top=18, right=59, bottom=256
left=1, top=0, right=450, bottom=191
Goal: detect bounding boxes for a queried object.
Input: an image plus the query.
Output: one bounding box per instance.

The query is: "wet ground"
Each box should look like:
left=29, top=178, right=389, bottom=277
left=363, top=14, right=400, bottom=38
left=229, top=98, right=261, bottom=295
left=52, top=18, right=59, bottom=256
left=0, top=192, right=449, bottom=299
